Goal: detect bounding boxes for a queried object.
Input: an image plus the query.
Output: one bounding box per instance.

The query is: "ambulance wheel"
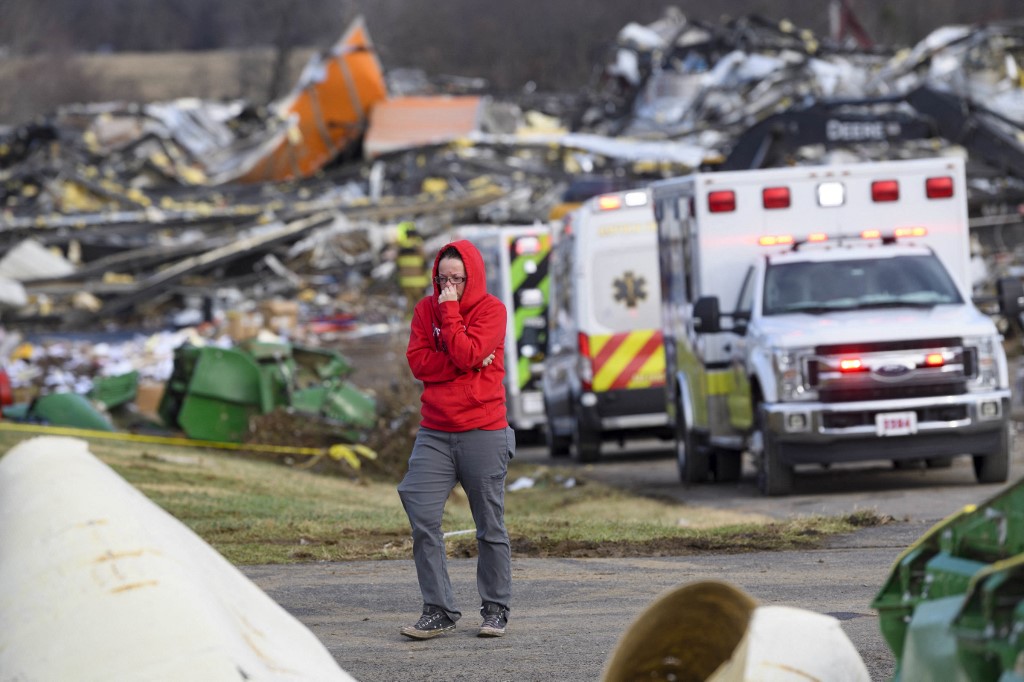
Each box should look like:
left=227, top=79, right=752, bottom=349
left=675, top=403, right=708, bottom=484
left=545, top=426, right=571, bottom=459
left=573, top=409, right=601, bottom=463
left=973, top=423, right=1010, bottom=484
left=755, top=408, right=793, bottom=496
left=711, top=449, right=742, bottom=483
left=543, top=397, right=571, bottom=458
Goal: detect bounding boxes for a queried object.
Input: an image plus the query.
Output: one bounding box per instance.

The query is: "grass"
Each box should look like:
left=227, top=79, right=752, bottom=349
left=0, top=430, right=887, bottom=565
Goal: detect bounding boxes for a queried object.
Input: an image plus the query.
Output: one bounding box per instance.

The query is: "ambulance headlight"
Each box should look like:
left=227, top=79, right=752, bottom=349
left=773, top=347, right=816, bottom=402
left=965, top=335, right=1004, bottom=391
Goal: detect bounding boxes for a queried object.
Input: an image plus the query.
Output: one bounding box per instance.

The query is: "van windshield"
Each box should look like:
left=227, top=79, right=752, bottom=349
left=763, top=254, right=963, bottom=315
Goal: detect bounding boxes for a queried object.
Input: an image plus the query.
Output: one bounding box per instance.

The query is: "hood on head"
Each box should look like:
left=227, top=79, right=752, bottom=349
left=432, top=239, right=488, bottom=311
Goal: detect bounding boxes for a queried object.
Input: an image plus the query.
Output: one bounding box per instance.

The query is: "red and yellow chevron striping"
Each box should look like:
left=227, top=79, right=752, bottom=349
left=588, top=330, right=666, bottom=392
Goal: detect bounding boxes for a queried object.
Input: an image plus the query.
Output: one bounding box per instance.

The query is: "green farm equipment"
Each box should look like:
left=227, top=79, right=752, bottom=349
left=872, top=478, right=1024, bottom=681
left=158, top=341, right=377, bottom=443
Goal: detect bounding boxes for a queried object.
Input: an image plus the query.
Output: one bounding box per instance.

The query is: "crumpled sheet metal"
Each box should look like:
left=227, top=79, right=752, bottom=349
left=580, top=10, right=1024, bottom=162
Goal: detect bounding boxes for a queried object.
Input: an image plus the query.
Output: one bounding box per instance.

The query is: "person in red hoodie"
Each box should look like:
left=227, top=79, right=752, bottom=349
left=398, top=239, right=513, bottom=640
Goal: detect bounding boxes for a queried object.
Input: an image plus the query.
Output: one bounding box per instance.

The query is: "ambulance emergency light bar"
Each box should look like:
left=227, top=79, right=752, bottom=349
left=757, top=227, right=928, bottom=247
left=596, top=190, right=648, bottom=211
left=706, top=174, right=956, bottom=214
left=514, top=236, right=541, bottom=255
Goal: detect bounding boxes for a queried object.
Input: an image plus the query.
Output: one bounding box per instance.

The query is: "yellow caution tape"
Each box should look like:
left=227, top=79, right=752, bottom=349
left=0, top=421, right=377, bottom=469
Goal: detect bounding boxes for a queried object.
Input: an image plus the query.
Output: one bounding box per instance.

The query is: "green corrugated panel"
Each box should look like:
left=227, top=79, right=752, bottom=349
left=88, top=371, right=139, bottom=408
left=872, top=478, right=1024, bottom=680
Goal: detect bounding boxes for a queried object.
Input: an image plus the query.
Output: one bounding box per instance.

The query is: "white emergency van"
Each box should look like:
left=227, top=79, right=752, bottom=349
left=651, top=157, right=1020, bottom=495
left=542, top=189, right=670, bottom=461
left=450, top=224, right=552, bottom=438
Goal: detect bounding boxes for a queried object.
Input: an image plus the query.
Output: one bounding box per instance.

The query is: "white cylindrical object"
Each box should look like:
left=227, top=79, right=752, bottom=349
left=708, top=605, right=871, bottom=682
left=0, top=436, right=356, bottom=681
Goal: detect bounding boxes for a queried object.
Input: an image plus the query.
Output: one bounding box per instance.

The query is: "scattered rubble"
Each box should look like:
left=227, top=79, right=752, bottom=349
left=2, top=10, right=1024, bottom=478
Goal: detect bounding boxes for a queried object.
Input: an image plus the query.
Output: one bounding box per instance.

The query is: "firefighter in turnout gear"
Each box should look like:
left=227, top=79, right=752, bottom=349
left=397, top=221, right=430, bottom=314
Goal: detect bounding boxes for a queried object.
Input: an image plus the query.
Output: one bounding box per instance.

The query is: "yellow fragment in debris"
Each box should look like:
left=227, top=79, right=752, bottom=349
left=179, top=166, right=206, bottom=185
left=60, top=182, right=107, bottom=212
left=10, top=343, right=34, bottom=361
left=351, top=444, right=377, bottom=460
left=125, top=188, right=151, bottom=206
left=82, top=129, right=99, bottom=151
left=327, top=446, right=360, bottom=469
left=72, top=292, right=102, bottom=312
left=327, top=444, right=379, bottom=469
left=103, top=272, right=135, bottom=284
left=422, top=177, right=448, bottom=195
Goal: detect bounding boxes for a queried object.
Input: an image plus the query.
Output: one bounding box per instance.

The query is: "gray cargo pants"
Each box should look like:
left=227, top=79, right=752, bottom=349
left=397, top=426, right=514, bottom=622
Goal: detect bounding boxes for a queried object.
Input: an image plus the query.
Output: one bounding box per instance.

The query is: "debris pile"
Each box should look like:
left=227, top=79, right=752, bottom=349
left=1, top=9, right=1023, bottom=476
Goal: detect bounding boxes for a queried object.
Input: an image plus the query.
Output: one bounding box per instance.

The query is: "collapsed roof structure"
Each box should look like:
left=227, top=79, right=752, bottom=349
left=0, top=10, right=1022, bottom=334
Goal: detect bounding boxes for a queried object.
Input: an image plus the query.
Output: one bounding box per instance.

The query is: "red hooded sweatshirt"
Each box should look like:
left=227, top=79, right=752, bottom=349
left=406, top=239, right=508, bottom=432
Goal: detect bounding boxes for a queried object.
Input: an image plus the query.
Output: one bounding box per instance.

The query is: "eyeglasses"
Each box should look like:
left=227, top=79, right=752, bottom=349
left=434, top=275, right=466, bottom=285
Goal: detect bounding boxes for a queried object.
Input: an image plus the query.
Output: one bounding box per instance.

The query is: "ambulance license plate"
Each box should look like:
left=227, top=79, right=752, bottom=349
left=875, top=411, right=917, bottom=436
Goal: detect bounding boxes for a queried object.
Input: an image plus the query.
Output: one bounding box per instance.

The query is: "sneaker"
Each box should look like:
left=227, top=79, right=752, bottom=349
left=400, top=607, right=456, bottom=639
left=478, top=602, right=508, bottom=637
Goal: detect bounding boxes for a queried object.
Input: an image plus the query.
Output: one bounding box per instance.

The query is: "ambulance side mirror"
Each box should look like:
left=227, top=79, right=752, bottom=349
left=996, top=276, right=1024, bottom=333
left=997, top=277, right=1023, bottom=317
left=693, top=296, right=721, bottom=334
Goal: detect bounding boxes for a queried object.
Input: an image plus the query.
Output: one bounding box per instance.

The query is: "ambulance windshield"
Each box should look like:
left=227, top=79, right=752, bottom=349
left=763, top=254, right=963, bottom=315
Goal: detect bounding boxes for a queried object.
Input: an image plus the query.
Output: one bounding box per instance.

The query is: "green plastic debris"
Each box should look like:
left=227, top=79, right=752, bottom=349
left=88, top=371, right=140, bottom=408
left=158, top=341, right=377, bottom=444
left=28, top=393, right=116, bottom=431
left=872, top=477, right=1024, bottom=680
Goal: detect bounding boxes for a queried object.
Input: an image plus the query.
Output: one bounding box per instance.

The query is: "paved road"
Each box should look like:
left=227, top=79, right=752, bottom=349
left=243, top=431, right=1024, bottom=681
left=243, top=522, right=922, bottom=682
left=516, top=432, right=1024, bottom=524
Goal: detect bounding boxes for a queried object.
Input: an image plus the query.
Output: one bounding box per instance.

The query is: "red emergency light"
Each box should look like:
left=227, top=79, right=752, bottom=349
left=708, top=190, right=736, bottom=213
left=577, top=332, right=593, bottom=390
left=515, top=236, right=541, bottom=255
left=839, top=358, right=864, bottom=372
left=762, top=186, right=791, bottom=209
left=597, top=194, right=622, bottom=211
left=926, top=176, right=954, bottom=199
left=924, top=353, right=945, bottom=367
left=872, top=180, right=900, bottom=202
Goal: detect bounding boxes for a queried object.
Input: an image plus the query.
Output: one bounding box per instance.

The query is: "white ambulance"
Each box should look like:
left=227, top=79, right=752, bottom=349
left=651, top=157, right=1019, bottom=495
left=449, top=224, right=552, bottom=438
left=542, top=189, right=671, bottom=461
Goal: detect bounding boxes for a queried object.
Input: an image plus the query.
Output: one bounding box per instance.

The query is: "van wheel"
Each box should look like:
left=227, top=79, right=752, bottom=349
left=973, top=423, right=1010, bottom=484
left=711, top=450, right=742, bottom=483
left=546, top=428, right=571, bottom=458
left=543, top=398, right=571, bottom=458
left=755, top=407, right=793, bottom=496
left=573, top=409, right=601, bottom=463
left=676, top=402, right=708, bottom=484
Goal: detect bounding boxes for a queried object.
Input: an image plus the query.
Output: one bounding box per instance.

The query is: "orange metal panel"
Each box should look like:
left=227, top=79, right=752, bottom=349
left=363, top=96, right=483, bottom=158
left=238, top=17, right=388, bottom=183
